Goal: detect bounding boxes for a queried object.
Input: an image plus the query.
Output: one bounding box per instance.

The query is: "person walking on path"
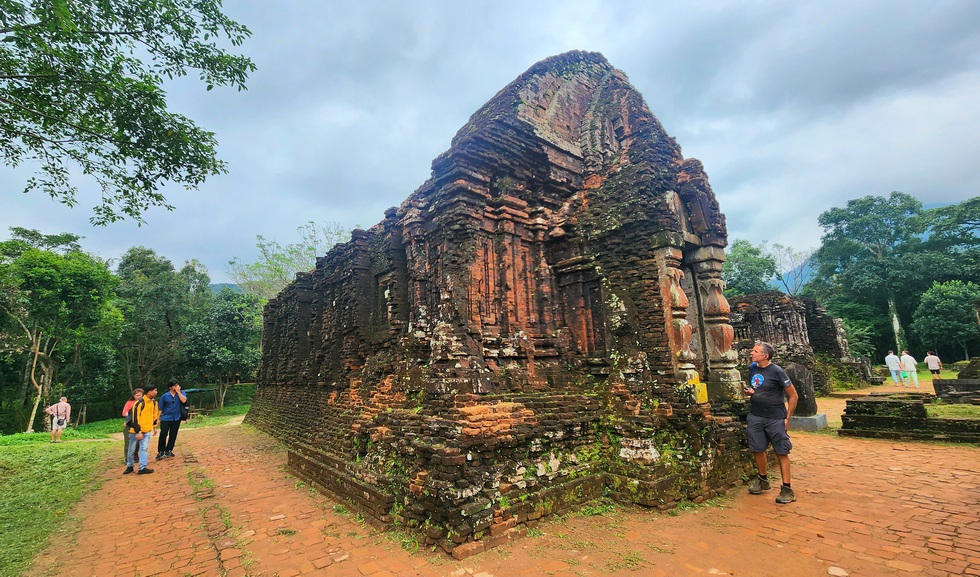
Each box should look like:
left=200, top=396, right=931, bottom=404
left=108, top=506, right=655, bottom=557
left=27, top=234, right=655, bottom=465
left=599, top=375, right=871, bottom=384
left=121, top=389, right=143, bottom=464
left=44, top=396, right=71, bottom=443
left=743, top=342, right=800, bottom=504
left=124, top=385, right=159, bottom=475
left=884, top=350, right=902, bottom=384
left=924, top=351, right=943, bottom=377
left=156, top=379, right=187, bottom=460
left=900, top=350, right=919, bottom=388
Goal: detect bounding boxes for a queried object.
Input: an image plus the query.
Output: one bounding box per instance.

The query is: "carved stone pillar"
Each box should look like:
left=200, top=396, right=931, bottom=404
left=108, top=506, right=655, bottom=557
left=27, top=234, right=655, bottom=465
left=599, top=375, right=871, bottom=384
left=685, top=246, right=742, bottom=401
left=655, top=245, right=704, bottom=403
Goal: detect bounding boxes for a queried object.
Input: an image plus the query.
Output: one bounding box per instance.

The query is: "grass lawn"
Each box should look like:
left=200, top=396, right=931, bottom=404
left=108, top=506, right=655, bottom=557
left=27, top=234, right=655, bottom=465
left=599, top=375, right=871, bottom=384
left=181, top=404, right=250, bottom=429
left=0, top=441, right=112, bottom=577
left=0, top=403, right=251, bottom=577
left=927, top=403, right=980, bottom=420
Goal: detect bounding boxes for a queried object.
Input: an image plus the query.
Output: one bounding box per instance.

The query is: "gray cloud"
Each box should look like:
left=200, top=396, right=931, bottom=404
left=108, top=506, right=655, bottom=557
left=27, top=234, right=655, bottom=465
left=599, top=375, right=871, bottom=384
left=3, top=0, right=978, bottom=280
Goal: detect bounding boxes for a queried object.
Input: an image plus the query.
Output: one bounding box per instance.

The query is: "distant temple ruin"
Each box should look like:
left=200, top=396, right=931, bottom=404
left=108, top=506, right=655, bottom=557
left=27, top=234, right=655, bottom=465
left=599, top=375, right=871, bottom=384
left=729, top=292, right=870, bottom=394
left=246, top=51, right=750, bottom=558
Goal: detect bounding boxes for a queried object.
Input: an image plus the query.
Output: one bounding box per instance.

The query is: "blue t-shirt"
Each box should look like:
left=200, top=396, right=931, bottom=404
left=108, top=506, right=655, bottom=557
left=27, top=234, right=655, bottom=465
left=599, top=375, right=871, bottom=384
left=158, top=391, right=184, bottom=421
left=748, top=362, right=793, bottom=419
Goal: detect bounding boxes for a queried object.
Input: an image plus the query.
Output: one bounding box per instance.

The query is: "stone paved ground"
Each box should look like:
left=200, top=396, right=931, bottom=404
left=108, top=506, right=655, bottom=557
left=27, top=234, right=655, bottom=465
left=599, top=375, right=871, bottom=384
left=27, top=385, right=979, bottom=577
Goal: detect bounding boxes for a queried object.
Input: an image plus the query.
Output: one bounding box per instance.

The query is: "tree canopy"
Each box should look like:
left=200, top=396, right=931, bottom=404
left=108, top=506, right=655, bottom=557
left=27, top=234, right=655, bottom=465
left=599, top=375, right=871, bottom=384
left=184, top=288, right=260, bottom=407
left=721, top=239, right=776, bottom=298
left=1, top=0, right=255, bottom=224
left=114, top=247, right=211, bottom=390
left=808, top=192, right=980, bottom=357
left=912, top=281, right=980, bottom=360
left=0, top=240, right=118, bottom=430
left=811, top=192, right=932, bottom=351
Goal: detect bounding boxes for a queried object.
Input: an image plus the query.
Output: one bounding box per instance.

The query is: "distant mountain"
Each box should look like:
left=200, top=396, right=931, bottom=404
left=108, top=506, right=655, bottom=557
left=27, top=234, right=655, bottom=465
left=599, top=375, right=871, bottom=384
left=769, top=261, right=814, bottom=292
left=210, top=283, right=243, bottom=294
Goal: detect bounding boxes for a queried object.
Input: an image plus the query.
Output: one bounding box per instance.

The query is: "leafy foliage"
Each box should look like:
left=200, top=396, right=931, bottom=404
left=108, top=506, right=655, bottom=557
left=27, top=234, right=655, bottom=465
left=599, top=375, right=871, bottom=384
left=809, top=193, right=980, bottom=359
left=0, top=0, right=255, bottom=223
left=114, top=247, right=211, bottom=390
left=184, top=289, right=260, bottom=407
left=0, top=236, right=118, bottom=431
left=721, top=239, right=776, bottom=297
left=812, top=192, right=931, bottom=351
left=912, top=281, right=980, bottom=359
left=227, top=221, right=351, bottom=301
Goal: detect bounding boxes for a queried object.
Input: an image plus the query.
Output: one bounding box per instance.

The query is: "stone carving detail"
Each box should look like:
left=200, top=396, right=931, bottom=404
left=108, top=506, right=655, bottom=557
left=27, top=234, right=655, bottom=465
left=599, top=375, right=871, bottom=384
left=247, top=51, right=748, bottom=558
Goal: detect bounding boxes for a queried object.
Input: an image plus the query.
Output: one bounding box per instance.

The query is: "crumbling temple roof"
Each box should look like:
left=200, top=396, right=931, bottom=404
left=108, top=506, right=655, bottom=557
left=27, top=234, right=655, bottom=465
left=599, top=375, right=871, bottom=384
left=404, top=50, right=727, bottom=248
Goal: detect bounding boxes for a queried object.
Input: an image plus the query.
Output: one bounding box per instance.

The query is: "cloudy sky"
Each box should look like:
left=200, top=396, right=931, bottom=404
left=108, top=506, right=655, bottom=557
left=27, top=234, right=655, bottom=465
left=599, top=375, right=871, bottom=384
left=4, top=0, right=980, bottom=282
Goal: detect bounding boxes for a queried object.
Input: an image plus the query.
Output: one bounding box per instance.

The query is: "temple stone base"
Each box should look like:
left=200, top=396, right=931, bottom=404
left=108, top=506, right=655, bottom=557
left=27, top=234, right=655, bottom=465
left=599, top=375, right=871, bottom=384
left=790, top=414, right=828, bottom=432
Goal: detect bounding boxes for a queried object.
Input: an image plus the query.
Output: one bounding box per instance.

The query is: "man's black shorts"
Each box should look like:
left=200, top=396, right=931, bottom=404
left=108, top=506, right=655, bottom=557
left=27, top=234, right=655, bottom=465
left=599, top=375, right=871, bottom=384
left=747, top=413, right=793, bottom=454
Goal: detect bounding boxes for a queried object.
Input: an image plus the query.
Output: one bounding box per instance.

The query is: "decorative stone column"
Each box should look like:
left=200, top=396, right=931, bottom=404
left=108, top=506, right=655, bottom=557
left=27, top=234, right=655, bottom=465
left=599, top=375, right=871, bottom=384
left=654, top=241, right=704, bottom=404
left=685, top=245, right=742, bottom=401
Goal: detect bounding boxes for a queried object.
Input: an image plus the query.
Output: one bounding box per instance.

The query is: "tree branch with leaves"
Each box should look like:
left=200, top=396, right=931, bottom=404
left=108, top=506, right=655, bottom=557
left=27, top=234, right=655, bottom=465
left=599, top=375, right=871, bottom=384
left=1, top=0, right=255, bottom=224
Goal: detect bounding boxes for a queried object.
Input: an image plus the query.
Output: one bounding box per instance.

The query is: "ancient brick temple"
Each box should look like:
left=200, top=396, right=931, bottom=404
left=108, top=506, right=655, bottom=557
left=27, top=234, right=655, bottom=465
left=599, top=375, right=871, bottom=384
left=246, top=51, right=749, bottom=558
left=729, top=292, right=851, bottom=367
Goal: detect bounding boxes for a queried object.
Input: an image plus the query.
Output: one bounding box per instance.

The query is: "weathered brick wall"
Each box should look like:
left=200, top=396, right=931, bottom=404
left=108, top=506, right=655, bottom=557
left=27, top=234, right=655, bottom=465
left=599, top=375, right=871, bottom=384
left=247, top=51, right=749, bottom=558
left=801, top=298, right=850, bottom=360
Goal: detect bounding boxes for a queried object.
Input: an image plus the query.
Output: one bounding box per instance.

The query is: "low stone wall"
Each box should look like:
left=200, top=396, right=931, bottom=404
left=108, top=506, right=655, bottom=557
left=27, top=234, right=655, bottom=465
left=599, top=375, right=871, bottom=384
left=932, top=379, right=980, bottom=404
left=839, top=395, right=980, bottom=443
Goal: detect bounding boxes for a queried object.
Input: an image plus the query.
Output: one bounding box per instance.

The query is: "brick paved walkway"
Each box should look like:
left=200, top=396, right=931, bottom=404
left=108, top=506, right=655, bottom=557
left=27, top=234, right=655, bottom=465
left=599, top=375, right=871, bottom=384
left=26, top=411, right=979, bottom=577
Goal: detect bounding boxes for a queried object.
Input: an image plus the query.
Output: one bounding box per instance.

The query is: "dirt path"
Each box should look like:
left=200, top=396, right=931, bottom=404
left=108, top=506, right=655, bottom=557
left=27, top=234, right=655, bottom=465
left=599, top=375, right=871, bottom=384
left=27, top=381, right=978, bottom=577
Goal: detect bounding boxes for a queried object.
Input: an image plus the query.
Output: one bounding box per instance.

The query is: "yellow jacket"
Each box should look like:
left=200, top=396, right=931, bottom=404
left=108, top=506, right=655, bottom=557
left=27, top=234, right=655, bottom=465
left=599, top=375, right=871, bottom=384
left=127, top=397, right=159, bottom=434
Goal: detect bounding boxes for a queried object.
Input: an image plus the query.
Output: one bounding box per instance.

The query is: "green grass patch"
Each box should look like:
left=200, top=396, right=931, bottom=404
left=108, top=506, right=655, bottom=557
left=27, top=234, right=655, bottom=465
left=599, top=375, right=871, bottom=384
left=0, top=441, right=112, bottom=577
left=0, top=405, right=251, bottom=447
left=927, top=403, right=980, bottom=420
left=181, top=405, right=251, bottom=429
left=0, top=419, right=121, bottom=447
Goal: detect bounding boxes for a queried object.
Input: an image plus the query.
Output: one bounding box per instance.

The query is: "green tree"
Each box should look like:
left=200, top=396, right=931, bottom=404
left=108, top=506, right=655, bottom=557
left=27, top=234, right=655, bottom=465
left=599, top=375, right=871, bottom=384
left=184, top=288, right=260, bottom=408
left=722, top=239, right=777, bottom=298
left=912, top=281, right=980, bottom=360
left=813, top=192, right=934, bottom=352
left=1, top=0, right=256, bottom=224
left=227, top=221, right=351, bottom=302
left=114, top=247, right=210, bottom=390
left=0, top=242, right=117, bottom=431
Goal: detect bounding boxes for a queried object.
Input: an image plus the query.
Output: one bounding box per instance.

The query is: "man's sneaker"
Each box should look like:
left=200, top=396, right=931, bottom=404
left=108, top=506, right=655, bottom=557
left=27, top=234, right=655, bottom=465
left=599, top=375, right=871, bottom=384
left=123, top=466, right=134, bottom=475
left=748, top=476, right=771, bottom=494
left=776, top=485, right=796, bottom=504
left=155, top=452, right=165, bottom=460
left=137, top=468, right=154, bottom=475
left=165, top=451, right=175, bottom=458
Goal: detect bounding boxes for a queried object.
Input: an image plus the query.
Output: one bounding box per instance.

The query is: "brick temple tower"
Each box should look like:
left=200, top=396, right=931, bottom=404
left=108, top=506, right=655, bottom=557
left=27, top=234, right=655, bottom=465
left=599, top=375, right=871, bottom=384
left=247, top=51, right=748, bottom=558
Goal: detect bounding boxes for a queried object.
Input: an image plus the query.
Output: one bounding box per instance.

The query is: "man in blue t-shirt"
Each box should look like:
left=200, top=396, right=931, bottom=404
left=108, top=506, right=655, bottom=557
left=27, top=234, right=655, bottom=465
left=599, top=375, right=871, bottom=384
left=743, top=342, right=799, bottom=504
left=156, top=379, right=187, bottom=460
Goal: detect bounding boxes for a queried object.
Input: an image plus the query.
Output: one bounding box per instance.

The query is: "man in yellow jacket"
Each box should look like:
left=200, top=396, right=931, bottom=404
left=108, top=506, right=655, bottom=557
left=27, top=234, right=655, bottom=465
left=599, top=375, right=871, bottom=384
left=124, top=385, right=160, bottom=475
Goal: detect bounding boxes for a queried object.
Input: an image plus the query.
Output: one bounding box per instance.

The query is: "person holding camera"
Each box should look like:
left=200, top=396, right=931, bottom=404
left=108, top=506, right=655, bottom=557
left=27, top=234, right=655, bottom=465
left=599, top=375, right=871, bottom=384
left=156, top=379, right=187, bottom=460
left=44, top=396, right=71, bottom=443
left=124, top=385, right=159, bottom=475
left=743, top=342, right=799, bottom=504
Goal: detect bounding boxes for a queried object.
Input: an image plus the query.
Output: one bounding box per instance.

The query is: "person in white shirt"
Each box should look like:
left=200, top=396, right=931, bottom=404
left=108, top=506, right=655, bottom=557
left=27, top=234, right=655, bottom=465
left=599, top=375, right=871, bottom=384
left=900, top=350, right=918, bottom=388
left=884, top=351, right=902, bottom=384
left=923, top=352, right=943, bottom=377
